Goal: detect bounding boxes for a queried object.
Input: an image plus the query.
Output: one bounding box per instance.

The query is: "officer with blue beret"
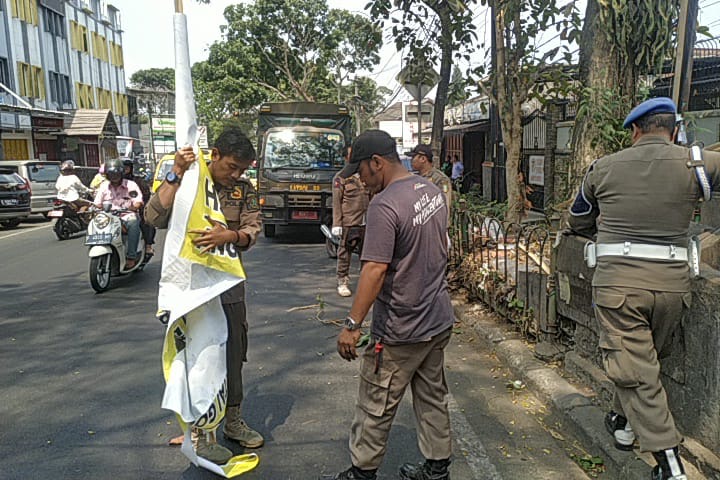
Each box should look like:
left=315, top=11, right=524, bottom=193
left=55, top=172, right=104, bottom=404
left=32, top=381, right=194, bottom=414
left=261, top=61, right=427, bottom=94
left=567, top=97, right=720, bottom=480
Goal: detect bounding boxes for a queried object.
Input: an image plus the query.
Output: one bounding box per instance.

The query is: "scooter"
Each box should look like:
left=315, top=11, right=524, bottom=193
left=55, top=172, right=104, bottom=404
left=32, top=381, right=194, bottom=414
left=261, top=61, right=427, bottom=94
left=85, top=204, right=146, bottom=293
left=48, top=198, right=93, bottom=240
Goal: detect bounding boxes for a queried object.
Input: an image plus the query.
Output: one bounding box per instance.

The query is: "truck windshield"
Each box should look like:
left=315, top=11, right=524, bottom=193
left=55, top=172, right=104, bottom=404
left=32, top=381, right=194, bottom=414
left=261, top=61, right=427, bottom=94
left=264, top=130, right=344, bottom=169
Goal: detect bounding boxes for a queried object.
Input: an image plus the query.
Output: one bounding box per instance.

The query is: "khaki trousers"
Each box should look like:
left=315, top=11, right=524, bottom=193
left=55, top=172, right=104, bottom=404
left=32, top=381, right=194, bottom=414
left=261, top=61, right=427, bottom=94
left=336, top=229, right=351, bottom=281
left=593, top=286, right=689, bottom=452
left=349, top=329, right=452, bottom=470
left=222, top=301, right=248, bottom=407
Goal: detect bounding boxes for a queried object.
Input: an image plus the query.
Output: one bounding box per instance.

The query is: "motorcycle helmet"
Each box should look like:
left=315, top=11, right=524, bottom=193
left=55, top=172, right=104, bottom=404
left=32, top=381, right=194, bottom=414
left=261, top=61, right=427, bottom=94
left=61, top=160, right=75, bottom=171
left=106, top=158, right=124, bottom=178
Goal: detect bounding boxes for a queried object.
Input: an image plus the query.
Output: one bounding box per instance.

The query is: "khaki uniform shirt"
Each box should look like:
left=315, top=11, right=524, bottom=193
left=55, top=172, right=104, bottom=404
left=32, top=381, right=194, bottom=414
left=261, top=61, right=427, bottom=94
left=332, top=172, right=369, bottom=227
left=568, top=136, right=720, bottom=292
left=145, top=177, right=262, bottom=303
left=421, top=167, right=452, bottom=220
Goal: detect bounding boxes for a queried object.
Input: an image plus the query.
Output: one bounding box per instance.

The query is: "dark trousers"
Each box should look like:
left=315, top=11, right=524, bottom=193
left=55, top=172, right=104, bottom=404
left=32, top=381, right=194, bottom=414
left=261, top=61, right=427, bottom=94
left=222, top=301, right=248, bottom=407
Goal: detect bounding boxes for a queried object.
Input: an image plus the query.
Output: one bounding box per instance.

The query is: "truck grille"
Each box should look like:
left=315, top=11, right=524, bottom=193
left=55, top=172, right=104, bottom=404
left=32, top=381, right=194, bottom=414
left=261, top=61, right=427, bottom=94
left=288, top=194, right=322, bottom=208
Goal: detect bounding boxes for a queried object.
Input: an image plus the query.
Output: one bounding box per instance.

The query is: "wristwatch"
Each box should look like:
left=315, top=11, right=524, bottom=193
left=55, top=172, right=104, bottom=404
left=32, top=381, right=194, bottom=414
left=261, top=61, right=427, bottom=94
left=165, top=170, right=182, bottom=185
left=344, top=316, right=362, bottom=331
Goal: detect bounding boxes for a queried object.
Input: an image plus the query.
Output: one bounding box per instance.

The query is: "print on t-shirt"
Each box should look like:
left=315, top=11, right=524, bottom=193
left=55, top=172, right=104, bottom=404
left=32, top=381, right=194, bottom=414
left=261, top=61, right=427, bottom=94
left=412, top=188, right=445, bottom=227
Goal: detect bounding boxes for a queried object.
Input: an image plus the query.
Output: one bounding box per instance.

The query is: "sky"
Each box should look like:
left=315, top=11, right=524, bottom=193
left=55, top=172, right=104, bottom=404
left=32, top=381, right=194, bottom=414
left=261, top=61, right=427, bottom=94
left=117, top=0, right=720, bottom=104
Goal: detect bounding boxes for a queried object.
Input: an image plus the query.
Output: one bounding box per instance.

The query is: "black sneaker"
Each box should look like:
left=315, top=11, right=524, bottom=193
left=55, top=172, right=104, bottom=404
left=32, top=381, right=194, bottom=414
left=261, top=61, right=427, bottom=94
left=604, top=411, right=635, bottom=451
left=321, top=466, right=377, bottom=480
left=651, top=448, right=687, bottom=480
left=399, top=459, right=450, bottom=480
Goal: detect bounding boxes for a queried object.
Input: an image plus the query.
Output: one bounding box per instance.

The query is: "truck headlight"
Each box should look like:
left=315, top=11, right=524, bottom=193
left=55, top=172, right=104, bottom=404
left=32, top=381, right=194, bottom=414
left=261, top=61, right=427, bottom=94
left=262, top=195, right=284, bottom=207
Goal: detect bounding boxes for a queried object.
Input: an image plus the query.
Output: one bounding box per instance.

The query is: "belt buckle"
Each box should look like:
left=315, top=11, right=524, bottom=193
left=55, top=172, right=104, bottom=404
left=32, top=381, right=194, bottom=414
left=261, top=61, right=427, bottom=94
left=623, top=241, right=631, bottom=255
left=669, top=245, right=677, bottom=258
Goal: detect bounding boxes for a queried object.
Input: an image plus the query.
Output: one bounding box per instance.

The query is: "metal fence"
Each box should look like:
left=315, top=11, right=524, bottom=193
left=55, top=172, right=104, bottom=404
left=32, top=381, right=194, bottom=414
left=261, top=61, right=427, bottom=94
left=449, top=209, right=556, bottom=338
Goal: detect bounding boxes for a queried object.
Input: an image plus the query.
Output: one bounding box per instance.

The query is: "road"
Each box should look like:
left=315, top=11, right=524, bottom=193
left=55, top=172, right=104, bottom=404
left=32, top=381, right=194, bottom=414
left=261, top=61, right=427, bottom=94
left=0, top=219, right=593, bottom=479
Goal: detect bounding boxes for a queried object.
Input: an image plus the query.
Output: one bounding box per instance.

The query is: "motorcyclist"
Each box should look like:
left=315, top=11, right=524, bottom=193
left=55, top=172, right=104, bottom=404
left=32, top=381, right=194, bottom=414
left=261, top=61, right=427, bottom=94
left=90, top=164, right=107, bottom=190
left=93, top=159, right=144, bottom=269
left=123, top=158, right=156, bottom=255
left=55, top=160, right=93, bottom=211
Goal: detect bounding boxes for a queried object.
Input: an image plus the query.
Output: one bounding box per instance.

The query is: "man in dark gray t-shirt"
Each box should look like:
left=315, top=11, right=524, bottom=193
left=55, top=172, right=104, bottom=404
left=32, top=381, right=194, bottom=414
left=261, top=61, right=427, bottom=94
left=327, top=130, right=454, bottom=480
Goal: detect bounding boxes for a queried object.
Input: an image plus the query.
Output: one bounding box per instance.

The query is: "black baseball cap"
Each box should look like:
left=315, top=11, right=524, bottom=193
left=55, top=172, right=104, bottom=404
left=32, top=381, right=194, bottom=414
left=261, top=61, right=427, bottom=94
left=405, top=144, right=433, bottom=159
left=338, top=130, right=397, bottom=178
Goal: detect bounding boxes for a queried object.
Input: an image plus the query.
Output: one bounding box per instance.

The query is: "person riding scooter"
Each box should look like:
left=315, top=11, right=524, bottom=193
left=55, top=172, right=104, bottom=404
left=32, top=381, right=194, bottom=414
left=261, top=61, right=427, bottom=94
left=93, top=159, right=144, bottom=269
left=123, top=158, right=156, bottom=256
left=56, top=160, right=93, bottom=211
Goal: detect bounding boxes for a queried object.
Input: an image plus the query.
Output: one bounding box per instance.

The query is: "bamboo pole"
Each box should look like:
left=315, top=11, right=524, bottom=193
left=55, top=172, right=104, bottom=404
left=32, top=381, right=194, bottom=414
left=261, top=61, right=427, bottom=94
left=174, top=0, right=183, bottom=14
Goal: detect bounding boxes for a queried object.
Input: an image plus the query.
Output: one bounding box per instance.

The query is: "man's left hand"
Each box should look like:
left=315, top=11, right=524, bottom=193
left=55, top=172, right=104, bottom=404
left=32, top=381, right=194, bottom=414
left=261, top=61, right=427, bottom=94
left=337, top=328, right=362, bottom=361
left=189, top=219, right=235, bottom=254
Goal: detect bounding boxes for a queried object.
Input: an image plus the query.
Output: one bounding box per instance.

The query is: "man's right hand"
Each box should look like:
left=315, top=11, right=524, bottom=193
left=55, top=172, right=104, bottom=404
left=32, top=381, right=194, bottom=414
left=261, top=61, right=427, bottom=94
left=331, top=226, right=342, bottom=237
left=174, top=146, right=196, bottom=174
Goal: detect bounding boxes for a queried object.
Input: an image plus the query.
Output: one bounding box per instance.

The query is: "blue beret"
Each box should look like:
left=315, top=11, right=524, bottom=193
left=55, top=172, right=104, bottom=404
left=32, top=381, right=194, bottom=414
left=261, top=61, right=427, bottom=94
left=623, top=97, right=677, bottom=129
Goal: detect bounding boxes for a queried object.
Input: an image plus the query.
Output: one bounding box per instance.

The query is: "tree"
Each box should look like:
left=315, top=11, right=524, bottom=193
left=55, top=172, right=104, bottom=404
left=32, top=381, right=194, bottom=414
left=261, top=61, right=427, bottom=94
left=200, top=0, right=381, bottom=110
left=367, top=0, right=477, bottom=164
left=447, top=65, right=470, bottom=107
left=129, top=68, right=175, bottom=91
left=567, top=0, right=679, bottom=199
left=470, top=0, right=579, bottom=222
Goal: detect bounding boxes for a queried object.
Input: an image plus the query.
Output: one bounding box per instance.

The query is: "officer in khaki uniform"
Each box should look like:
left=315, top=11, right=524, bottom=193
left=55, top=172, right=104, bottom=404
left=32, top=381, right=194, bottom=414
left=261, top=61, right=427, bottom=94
left=407, top=144, right=452, bottom=223
left=145, top=128, right=264, bottom=465
left=568, top=97, right=720, bottom=480
left=332, top=145, right=370, bottom=297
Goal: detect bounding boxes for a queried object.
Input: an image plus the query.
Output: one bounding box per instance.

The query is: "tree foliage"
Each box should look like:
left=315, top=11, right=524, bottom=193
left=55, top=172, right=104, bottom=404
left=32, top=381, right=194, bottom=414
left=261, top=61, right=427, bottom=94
left=568, top=0, right=679, bottom=202
left=199, top=0, right=381, bottom=109
left=367, top=0, right=478, bottom=163
left=129, top=68, right=175, bottom=91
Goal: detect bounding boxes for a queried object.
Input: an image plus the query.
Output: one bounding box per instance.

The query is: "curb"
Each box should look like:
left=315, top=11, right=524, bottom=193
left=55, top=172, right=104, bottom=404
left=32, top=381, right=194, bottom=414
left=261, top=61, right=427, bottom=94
left=453, top=299, right=661, bottom=480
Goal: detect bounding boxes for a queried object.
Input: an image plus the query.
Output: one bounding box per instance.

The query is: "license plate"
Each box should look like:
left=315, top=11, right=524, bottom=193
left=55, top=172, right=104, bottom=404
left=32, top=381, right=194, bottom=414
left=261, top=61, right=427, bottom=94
left=85, top=233, right=113, bottom=245
left=1, top=199, right=18, bottom=206
left=291, top=210, right=319, bottom=220
left=289, top=184, right=321, bottom=192
left=47, top=210, right=63, bottom=218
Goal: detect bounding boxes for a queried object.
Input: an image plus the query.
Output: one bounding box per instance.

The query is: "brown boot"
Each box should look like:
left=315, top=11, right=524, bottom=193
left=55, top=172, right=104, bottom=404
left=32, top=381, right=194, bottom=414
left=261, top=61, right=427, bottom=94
left=223, top=405, right=264, bottom=448
left=194, top=427, right=233, bottom=465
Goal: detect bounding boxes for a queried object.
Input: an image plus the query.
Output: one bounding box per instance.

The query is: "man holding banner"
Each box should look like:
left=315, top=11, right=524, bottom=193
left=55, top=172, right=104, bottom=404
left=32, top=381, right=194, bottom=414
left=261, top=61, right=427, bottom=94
left=146, top=127, right=264, bottom=465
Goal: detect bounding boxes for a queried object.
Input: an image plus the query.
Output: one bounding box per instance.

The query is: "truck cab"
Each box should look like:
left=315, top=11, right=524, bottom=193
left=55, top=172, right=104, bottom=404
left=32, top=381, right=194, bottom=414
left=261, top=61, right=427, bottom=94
left=257, top=102, right=351, bottom=238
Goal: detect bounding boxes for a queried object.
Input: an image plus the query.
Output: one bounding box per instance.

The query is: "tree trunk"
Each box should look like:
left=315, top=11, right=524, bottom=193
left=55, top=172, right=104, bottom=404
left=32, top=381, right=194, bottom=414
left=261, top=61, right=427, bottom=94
left=568, top=0, right=633, bottom=200
left=494, top=4, right=527, bottom=223
left=430, top=6, right=453, bottom=168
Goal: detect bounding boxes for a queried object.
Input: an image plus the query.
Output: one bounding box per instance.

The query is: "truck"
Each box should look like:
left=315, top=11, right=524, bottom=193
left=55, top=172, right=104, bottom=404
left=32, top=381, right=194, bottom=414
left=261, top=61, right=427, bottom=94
left=256, top=102, right=352, bottom=248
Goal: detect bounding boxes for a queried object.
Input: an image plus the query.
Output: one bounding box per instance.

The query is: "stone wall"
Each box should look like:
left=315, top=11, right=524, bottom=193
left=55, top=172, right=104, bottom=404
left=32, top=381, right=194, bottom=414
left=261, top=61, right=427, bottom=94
left=554, top=233, right=720, bottom=454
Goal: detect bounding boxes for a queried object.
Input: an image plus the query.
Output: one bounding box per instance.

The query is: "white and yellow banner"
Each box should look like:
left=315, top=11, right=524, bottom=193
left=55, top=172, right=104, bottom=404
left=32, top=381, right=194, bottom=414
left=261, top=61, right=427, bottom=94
left=157, top=8, right=258, bottom=477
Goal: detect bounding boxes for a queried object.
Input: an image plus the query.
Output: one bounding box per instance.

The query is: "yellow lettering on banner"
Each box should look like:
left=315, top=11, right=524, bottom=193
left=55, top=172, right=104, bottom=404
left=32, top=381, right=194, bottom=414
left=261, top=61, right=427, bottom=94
left=180, top=150, right=246, bottom=279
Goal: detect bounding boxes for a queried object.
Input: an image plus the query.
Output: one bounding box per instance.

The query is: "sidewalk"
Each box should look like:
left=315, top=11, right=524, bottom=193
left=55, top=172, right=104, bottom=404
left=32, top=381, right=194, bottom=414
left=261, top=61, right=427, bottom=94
left=453, top=297, right=715, bottom=480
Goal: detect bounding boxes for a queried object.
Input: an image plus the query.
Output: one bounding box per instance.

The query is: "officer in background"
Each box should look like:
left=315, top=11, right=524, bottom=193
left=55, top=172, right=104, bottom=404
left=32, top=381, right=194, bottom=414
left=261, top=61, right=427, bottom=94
left=332, top=145, right=370, bottom=297
left=567, top=97, right=720, bottom=480
left=408, top=144, right=452, bottom=222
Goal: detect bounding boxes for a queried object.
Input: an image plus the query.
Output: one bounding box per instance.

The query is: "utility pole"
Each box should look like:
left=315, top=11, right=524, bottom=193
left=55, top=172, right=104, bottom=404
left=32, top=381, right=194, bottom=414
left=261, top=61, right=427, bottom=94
left=672, top=0, right=700, bottom=113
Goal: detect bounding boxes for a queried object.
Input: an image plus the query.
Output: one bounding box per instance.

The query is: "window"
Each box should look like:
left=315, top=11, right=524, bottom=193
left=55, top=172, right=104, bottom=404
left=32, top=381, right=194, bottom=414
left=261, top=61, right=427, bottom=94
left=109, top=42, right=124, bottom=67
left=42, top=7, right=66, bottom=38
left=0, top=58, right=9, bottom=88
left=48, top=71, right=71, bottom=105
left=9, top=0, right=38, bottom=25
left=114, top=92, right=128, bottom=116
left=16, top=62, right=44, bottom=100
left=70, top=21, right=89, bottom=53
left=92, top=32, right=108, bottom=62
left=96, top=87, right=112, bottom=110
left=75, top=82, right=94, bottom=108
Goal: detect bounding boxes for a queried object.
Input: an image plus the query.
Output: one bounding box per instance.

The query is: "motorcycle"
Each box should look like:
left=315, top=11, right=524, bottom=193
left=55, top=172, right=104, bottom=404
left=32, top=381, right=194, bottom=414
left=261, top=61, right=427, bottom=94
left=85, top=204, right=147, bottom=293
left=48, top=198, right=93, bottom=240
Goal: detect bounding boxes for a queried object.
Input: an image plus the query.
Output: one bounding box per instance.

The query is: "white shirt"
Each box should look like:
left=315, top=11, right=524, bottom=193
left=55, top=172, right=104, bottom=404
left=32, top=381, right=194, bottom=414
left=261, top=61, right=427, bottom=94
left=56, top=174, right=91, bottom=202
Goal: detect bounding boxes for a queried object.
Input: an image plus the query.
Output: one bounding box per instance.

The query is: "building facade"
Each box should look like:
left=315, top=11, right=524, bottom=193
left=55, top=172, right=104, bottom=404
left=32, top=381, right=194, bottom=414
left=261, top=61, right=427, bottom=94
left=0, top=0, right=127, bottom=163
